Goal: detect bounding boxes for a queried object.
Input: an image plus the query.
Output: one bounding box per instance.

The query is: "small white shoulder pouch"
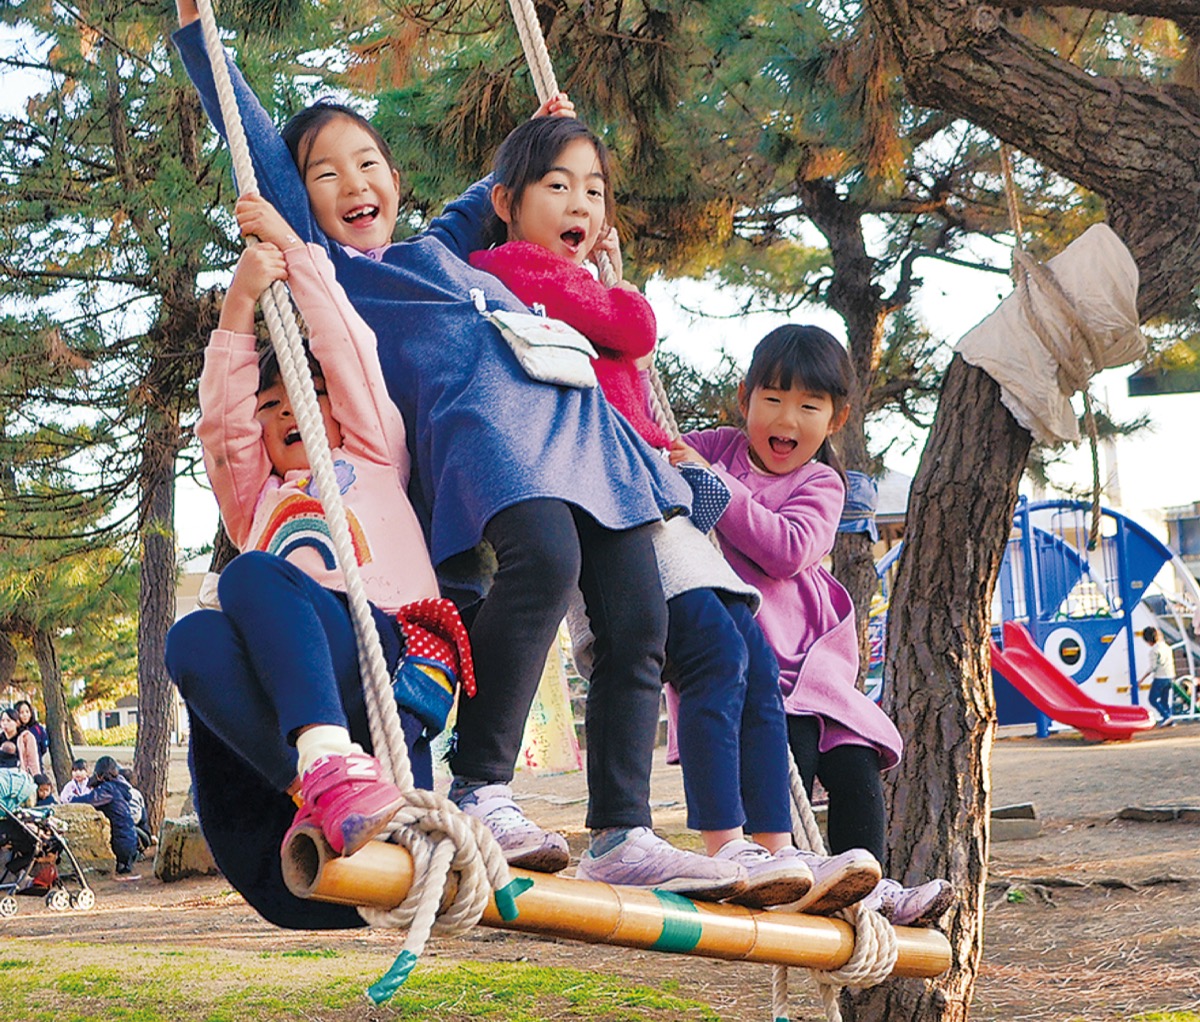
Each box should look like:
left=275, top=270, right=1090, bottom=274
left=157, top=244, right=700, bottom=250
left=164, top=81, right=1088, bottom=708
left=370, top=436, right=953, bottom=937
left=472, top=288, right=598, bottom=389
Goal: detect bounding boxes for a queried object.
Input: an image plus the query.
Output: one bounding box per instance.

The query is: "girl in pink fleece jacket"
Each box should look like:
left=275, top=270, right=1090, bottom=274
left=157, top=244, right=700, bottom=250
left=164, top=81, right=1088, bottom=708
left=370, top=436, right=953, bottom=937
left=674, top=325, right=954, bottom=927
left=165, top=195, right=473, bottom=929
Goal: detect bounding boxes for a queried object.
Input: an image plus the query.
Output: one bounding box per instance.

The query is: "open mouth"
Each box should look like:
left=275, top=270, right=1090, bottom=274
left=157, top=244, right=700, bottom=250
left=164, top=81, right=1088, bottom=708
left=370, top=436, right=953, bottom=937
left=284, top=428, right=303, bottom=447
left=561, top=227, right=586, bottom=248
left=769, top=436, right=797, bottom=456
left=343, top=205, right=379, bottom=226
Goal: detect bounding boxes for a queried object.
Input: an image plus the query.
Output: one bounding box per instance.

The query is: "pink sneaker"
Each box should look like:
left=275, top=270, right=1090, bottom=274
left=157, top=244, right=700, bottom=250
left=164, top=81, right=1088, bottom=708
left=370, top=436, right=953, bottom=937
left=283, top=753, right=405, bottom=857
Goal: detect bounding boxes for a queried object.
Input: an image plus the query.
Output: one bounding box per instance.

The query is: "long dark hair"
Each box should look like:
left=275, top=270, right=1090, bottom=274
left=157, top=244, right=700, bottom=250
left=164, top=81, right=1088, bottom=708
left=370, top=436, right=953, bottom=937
left=743, top=325, right=853, bottom=478
left=93, top=755, right=121, bottom=784
left=13, top=699, right=38, bottom=728
left=281, top=101, right=400, bottom=182
left=484, top=116, right=613, bottom=247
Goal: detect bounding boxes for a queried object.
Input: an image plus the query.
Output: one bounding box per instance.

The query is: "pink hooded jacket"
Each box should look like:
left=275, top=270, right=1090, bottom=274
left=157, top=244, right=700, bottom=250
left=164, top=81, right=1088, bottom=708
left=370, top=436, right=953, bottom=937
left=198, top=243, right=439, bottom=616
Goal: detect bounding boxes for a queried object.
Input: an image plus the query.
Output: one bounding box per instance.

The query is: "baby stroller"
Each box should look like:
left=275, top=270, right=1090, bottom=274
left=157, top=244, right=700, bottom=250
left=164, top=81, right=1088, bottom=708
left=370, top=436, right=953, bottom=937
left=0, top=803, right=94, bottom=917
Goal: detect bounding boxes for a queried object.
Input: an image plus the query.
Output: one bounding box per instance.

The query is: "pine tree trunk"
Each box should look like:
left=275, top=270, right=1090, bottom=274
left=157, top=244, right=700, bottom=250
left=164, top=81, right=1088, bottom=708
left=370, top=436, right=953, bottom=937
left=30, top=627, right=73, bottom=789
left=843, top=356, right=1031, bottom=1021
left=135, top=403, right=179, bottom=836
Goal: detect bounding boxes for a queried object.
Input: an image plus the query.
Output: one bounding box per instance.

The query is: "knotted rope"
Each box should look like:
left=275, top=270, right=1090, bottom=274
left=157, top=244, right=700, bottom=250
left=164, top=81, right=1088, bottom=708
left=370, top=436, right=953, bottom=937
left=195, top=0, right=515, bottom=1001
left=769, top=754, right=899, bottom=1021
left=1000, top=142, right=1104, bottom=549
left=505, top=5, right=899, bottom=1020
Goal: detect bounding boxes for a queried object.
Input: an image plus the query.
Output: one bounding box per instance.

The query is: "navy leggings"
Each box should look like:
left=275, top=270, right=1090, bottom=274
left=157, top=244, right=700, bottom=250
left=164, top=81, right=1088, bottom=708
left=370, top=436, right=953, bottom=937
left=666, top=589, right=791, bottom=834
left=165, top=552, right=431, bottom=793
left=451, top=499, right=666, bottom=830
left=787, top=714, right=886, bottom=863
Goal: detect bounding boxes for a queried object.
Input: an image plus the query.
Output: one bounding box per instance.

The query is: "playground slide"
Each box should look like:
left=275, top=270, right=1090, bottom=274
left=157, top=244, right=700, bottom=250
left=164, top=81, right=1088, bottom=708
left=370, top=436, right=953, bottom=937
left=991, top=622, right=1154, bottom=741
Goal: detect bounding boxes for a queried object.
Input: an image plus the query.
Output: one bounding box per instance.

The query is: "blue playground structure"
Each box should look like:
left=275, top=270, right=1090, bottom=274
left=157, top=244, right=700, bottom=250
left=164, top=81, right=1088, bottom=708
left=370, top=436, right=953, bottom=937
left=872, top=498, right=1200, bottom=738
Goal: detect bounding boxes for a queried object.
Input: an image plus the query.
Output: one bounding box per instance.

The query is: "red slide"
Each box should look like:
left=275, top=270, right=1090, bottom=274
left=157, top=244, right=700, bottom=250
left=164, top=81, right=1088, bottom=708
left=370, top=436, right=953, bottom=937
left=991, top=622, right=1154, bottom=742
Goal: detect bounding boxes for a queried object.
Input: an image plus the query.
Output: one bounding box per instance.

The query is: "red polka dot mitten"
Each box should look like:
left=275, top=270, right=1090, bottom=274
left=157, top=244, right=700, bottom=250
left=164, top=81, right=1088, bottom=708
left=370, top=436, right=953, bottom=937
left=392, top=598, right=477, bottom=734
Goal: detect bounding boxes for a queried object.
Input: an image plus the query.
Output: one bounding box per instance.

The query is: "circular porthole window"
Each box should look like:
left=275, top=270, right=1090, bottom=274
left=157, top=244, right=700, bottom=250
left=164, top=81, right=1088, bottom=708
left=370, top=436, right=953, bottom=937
left=1042, top=627, right=1087, bottom=677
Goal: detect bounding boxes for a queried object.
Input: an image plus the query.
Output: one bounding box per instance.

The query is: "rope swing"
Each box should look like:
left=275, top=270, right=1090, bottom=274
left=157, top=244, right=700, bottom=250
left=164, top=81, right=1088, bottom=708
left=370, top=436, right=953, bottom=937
left=192, top=1, right=944, bottom=1013
left=194, top=0, right=518, bottom=1002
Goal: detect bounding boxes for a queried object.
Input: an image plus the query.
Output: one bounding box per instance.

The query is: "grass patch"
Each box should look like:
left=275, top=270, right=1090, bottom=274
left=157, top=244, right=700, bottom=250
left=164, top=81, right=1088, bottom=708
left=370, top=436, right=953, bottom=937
left=1131, top=1014, right=1200, bottom=1022
left=6, top=942, right=719, bottom=1021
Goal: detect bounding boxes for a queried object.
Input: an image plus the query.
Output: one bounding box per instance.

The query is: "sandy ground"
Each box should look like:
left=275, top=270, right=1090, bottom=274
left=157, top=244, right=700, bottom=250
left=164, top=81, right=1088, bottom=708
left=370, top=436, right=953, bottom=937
left=12, top=723, right=1200, bottom=1020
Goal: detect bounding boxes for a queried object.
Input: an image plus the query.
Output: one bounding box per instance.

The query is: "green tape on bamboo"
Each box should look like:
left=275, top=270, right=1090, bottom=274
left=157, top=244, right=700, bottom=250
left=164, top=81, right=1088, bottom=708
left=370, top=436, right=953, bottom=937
left=651, top=890, right=703, bottom=952
left=494, top=876, right=534, bottom=921
left=366, top=949, right=419, bottom=1004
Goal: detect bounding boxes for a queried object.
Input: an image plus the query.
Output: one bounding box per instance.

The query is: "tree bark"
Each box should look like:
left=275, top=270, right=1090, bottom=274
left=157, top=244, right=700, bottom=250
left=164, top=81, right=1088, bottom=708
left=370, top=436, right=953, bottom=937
left=135, top=401, right=179, bottom=836
left=0, top=630, right=15, bottom=691
left=31, top=627, right=73, bottom=789
left=845, top=357, right=1030, bottom=1021
left=864, top=0, right=1200, bottom=319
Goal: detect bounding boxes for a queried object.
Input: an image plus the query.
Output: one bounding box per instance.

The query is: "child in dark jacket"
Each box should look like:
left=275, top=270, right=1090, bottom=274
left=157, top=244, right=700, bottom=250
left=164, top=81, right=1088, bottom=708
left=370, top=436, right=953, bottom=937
left=71, top=755, right=138, bottom=875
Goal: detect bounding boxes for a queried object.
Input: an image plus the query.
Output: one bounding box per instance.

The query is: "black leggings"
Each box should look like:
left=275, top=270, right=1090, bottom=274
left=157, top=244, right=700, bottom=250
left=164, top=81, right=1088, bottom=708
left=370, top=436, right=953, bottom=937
left=450, top=499, right=666, bottom=830
left=787, top=714, right=886, bottom=863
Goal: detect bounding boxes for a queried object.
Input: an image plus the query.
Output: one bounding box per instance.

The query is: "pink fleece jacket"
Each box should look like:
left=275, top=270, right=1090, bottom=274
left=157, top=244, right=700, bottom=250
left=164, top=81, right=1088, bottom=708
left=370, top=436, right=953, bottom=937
left=197, top=243, right=439, bottom=615
left=470, top=241, right=672, bottom=449
left=685, top=427, right=903, bottom=768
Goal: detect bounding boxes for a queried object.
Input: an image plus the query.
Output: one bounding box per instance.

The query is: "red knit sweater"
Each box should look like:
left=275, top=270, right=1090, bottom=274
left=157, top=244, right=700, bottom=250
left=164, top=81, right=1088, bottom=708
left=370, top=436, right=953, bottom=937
left=470, top=241, right=672, bottom=449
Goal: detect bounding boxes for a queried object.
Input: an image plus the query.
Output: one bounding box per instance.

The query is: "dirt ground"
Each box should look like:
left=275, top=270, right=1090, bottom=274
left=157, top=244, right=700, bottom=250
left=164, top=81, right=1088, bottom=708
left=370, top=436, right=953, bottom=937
left=7, top=725, right=1200, bottom=1020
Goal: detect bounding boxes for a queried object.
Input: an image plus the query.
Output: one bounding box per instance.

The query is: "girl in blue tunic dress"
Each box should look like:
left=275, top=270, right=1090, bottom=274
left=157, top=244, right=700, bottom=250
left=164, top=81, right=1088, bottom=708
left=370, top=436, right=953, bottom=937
left=173, top=2, right=744, bottom=900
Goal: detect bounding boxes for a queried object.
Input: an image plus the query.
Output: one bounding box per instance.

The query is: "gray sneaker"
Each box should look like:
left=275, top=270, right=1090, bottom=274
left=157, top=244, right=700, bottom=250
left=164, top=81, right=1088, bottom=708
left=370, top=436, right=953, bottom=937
left=575, top=827, right=747, bottom=902
left=786, top=847, right=882, bottom=915
left=863, top=877, right=955, bottom=926
left=713, top=839, right=814, bottom=909
left=456, top=784, right=569, bottom=873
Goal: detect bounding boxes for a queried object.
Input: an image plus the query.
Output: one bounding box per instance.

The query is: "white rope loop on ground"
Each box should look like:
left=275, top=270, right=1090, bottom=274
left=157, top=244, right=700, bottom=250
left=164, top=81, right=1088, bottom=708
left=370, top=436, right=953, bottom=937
left=194, top=0, right=512, bottom=988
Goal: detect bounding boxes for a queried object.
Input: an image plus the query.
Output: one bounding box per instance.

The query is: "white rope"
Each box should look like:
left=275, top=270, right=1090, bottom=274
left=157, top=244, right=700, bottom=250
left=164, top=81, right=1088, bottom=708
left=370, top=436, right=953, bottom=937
left=1000, top=143, right=1104, bottom=548
left=502, top=6, right=899, bottom=1019
left=771, top=752, right=900, bottom=1022
left=506, top=0, right=693, bottom=541
left=195, top=0, right=513, bottom=996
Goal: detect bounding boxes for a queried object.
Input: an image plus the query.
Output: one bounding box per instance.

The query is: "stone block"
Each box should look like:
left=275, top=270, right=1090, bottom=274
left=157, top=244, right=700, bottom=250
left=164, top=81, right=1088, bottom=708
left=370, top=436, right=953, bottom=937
left=51, top=803, right=115, bottom=872
left=154, top=814, right=220, bottom=882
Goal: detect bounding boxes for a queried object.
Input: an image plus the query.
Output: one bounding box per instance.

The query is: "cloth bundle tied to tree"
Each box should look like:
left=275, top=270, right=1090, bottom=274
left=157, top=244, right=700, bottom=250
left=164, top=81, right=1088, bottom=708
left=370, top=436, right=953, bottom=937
left=955, top=223, right=1147, bottom=446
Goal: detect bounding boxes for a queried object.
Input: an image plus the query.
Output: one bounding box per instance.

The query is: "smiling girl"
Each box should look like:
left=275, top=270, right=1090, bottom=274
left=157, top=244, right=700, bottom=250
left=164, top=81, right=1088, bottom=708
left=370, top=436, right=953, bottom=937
left=673, top=326, right=955, bottom=926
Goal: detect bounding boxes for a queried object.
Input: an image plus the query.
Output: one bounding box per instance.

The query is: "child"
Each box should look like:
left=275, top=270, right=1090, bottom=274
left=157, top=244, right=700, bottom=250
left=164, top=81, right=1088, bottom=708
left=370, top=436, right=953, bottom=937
left=33, top=774, right=58, bottom=807
left=173, top=3, right=740, bottom=901
left=470, top=117, right=877, bottom=910
left=59, top=759, right=90, bottom=803
left=71, top=755, right=138, bottom=876
left=165, top=193, right=467, bottom=927
left=1139, top=626, right=1176, bottom=725
left=673, top=325, right=955, bottom=926
left=119, top=768, right=153, bottom=852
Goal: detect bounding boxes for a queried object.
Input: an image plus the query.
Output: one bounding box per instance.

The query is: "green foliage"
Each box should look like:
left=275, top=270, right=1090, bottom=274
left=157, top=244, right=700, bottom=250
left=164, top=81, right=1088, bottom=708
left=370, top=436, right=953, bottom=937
left=81, top=722, right=137, bottom=747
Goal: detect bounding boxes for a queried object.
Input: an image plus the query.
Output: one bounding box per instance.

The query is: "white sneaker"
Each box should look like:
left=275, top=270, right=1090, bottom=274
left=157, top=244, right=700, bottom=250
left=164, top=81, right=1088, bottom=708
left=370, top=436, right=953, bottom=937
left=575, top=827, right=747, bottom=902
left=713, top=839, right=814, bottom=909
left=456, top=784, right=569, bottom=873
left=863, top=877, right=955, bottom=926
left=786, top=847, right=881, bottom=915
